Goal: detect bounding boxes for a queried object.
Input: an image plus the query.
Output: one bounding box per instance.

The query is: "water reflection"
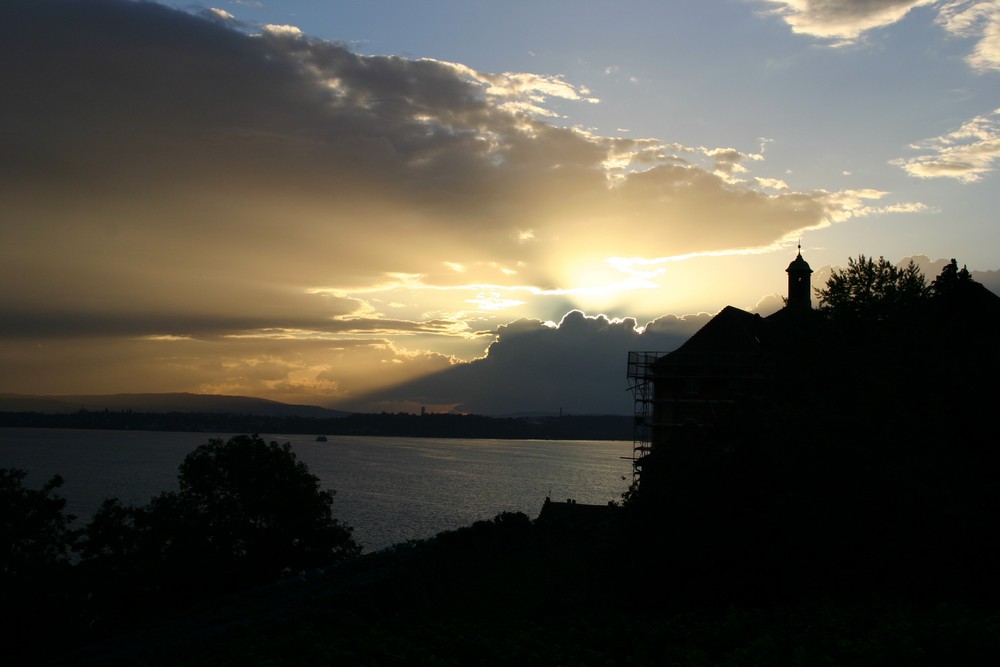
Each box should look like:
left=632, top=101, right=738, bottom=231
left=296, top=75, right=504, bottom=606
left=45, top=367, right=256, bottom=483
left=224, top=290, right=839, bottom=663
left=0, top=429, right=630, bottom=552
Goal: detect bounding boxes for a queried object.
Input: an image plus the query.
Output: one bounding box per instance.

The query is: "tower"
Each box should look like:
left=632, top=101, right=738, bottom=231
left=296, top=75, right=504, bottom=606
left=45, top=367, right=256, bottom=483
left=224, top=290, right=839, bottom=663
left=786, top=244, right=813, bottom=311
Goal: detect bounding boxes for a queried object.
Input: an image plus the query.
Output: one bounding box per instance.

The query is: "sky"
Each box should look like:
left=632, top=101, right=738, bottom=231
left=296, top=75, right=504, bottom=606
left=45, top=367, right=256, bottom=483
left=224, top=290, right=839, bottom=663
left=2, top=0, right=998, bottom=415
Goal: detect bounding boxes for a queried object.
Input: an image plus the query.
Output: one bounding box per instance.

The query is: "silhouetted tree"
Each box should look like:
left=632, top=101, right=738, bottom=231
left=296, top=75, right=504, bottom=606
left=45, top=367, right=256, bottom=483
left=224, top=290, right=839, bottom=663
left=1, top=469, right=80, bottom=660
left=80, top=435, right=360, bottom=603
left=176, top=434, right=361, bottom=576
left=930, top=258, right=973, bottom=297
left=815, top=255, right=929, bottom=319
left=0, top=469, right=77, bottom=582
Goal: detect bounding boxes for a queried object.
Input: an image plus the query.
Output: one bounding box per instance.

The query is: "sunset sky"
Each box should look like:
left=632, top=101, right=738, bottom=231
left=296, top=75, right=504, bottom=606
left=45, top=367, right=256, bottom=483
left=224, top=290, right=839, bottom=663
left=2, top=0, right=998, bottom=414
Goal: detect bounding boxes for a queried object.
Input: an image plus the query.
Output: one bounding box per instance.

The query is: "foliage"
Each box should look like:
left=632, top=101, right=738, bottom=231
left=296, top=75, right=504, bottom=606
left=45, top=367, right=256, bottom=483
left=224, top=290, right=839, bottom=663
left=179, top=435, right=361, bottom=575
left=0, top=468, right=77, bottom=582
left=815, top=254, right=930, bottom=319
left=61, top=508, right=1000, bottom=666
left=931, top=258, right=974, bottom=296
left=0, top=469, right=81, bottom=661
left=80, top=434, right=360, bottom=600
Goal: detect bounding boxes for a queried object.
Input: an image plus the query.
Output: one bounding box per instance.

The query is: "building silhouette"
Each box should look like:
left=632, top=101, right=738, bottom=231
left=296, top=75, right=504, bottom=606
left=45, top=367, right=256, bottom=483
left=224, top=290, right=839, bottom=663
left=626, top=248, right=817, bottom=484
left=627, top=249, right=1000, bottom=490
left=785, top=245, right=813, bottom=311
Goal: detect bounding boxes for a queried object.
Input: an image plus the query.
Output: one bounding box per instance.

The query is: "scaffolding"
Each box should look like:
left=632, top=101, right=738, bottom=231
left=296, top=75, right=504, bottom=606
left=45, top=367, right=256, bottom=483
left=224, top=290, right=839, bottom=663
left=626, top=351, right=666, bottom=485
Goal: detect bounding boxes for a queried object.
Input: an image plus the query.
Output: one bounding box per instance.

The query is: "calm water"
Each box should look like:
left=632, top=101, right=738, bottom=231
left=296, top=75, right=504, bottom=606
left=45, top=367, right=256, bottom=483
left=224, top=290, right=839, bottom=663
left=0, top=428, right=631, bottom=552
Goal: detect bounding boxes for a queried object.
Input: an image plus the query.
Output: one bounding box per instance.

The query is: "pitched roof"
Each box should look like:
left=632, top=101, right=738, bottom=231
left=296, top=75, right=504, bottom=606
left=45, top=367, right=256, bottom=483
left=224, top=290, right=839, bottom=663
left=535, top=498, right=621, bottom=530
left=655, top=305, right=768, bottom=362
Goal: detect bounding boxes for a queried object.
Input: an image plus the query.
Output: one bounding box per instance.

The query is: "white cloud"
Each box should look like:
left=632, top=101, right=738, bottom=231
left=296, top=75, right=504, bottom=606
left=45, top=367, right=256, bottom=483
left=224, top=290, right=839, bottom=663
left=937, top=0, right=1000, bottom=71
left=438, top=62, right=601, bottom=117
left=209, top=8, right=236, bottom=21
left=756, top=177, right=790, bottom=190
left=760, top=0, right=936, bottom=43
left=815, top=187, right=929, bottom=222
left=263, top=24, right=303, bottom=37
left=892, top=108, right=1000, bottom=181
left=762, top=0, right=1000, bottom=72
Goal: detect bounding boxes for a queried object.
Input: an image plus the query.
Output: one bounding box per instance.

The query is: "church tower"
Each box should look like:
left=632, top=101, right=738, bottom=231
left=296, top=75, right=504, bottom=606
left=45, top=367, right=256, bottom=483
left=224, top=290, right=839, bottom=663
left=786, top=244, right=813, bottom=311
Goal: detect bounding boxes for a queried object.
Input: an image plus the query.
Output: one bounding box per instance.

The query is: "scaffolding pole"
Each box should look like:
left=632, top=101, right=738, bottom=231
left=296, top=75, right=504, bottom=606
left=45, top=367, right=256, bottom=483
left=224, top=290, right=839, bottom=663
left=626, top=351, right=665, bottom=486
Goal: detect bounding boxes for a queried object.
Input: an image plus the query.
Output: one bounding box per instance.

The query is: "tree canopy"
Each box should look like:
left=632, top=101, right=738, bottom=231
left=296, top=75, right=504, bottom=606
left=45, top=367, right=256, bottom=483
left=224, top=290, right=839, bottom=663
left=931, top=258, right=974, bottom=297
left=176, top=434, right=361, bottom=577
left=0, top=469, right=77, bottom=583
left=80, top=434, right=360, bottom=599
left=815, top=254, right=930, bottom=319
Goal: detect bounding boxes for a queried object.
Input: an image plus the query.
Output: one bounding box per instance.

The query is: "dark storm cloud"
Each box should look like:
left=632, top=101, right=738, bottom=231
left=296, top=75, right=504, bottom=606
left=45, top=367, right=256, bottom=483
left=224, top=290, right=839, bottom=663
left=349, top=310, right=711, bottom=415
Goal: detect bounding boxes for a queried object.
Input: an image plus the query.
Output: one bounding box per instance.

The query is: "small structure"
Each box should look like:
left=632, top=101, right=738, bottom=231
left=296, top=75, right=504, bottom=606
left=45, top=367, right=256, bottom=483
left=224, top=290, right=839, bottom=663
left=535, top=497, right=621, bottom=533
left=785, top=245, right=813, bottom=311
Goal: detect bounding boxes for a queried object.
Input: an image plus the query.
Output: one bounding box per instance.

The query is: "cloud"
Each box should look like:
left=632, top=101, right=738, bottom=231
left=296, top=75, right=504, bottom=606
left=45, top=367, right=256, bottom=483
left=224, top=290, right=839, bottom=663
left=756, top=177, right=790, bottom=190
left=937, top=0, right=1000, bottom=71
left=891, top=108, right=1000, bottom=181
left=204, top=7, right=237, bottom=23
left=1, top=1, right=855, bottom=314
left=759, top=0, right=936, bottom=43
left=816, top=188, right=930, bottom=219
left=346, top=310, right=710, bottom=415
left=0, top=334, right=459, bottom=406
left=0, top=0, right=910, bottom=406
left=262, top=24, right=304, bottom=37
left=761, top=0, right=1000, bottom=72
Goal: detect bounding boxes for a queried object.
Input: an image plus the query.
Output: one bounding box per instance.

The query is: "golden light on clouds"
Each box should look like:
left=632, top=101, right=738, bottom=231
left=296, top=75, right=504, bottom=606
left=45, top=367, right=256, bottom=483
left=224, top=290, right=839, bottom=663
left=465, top=292, right=527, bottom=312
left=891, top=108, right=1000, bottom=182
left=761, top=0, right=937, bottom=43
left=2, top=0, right=990, bottom=413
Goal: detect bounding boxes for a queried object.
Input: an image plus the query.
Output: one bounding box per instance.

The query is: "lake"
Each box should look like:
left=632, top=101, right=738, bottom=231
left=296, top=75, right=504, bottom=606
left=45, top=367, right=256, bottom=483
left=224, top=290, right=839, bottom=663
left=0, top=428, right=632, bottom=552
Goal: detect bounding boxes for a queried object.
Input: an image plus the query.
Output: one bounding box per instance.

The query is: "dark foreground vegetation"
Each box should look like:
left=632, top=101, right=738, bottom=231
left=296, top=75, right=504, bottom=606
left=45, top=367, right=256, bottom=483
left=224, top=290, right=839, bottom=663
left=4, top=258, right=1000, bottom=665
left=33, top=510, right=1000, bottom=666
left=0, top=410, right=633, bottom=441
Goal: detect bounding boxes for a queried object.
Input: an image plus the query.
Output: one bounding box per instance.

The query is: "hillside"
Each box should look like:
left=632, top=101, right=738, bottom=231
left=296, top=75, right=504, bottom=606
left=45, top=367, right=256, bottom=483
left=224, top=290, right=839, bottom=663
left=0, top=392, right=348, bottom=418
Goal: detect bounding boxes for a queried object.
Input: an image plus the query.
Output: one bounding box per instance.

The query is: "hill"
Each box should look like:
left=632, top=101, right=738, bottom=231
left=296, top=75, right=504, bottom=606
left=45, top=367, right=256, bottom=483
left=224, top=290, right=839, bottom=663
left=0, top=392, right=348, bottom=418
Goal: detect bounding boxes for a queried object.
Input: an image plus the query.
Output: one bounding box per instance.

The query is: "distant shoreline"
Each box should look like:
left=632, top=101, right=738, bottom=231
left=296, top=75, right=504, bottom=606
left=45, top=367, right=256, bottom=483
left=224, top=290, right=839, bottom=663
left=0, top=410, right=633, bottom=441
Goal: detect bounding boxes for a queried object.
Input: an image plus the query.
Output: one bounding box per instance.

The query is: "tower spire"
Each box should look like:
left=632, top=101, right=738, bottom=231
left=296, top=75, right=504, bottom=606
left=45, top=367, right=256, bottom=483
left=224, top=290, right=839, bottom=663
left=786, top=244, right=813, bottom=310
